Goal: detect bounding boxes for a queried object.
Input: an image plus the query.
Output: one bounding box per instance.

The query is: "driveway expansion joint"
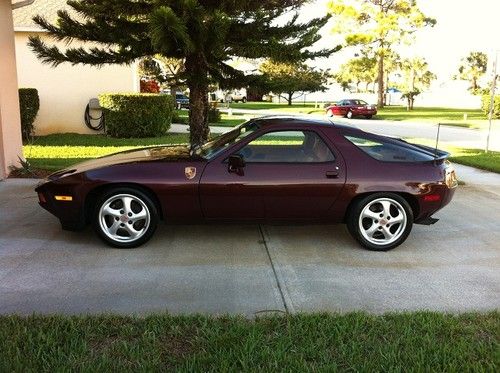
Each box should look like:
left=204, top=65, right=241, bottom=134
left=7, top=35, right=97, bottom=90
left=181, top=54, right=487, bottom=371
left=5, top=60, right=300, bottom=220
left=258, top=225, right=295, bottom=314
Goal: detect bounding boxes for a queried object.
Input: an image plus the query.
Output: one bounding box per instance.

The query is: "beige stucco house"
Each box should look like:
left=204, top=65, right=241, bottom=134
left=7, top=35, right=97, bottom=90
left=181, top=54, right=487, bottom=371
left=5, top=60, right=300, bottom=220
left=13, top=0, right=139, bottom=135
left=1, top=0, right=24, bottom=180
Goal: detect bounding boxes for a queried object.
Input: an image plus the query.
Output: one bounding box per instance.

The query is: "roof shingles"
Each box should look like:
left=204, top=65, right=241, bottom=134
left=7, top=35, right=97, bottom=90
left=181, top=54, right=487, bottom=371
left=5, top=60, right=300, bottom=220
left=13, top=0, right=72, bottom=29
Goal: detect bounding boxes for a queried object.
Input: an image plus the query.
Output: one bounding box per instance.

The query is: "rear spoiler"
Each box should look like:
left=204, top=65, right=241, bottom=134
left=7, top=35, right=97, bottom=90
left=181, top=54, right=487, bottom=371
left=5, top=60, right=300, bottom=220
left=395, top=138, right=450, bottom=162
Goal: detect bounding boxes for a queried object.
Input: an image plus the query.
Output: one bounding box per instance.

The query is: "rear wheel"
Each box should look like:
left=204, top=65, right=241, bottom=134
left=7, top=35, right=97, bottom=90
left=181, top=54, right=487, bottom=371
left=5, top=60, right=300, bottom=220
left=93, top=187, right=159, bottom=248
left=347, top=193, right=413, bottom=251
left=242, top=97, right=247, bottom=103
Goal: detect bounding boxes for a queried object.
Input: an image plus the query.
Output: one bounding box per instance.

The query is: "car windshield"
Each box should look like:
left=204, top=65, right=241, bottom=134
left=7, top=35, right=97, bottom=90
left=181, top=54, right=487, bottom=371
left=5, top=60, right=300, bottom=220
left=196, top=120, right=261, bottom=159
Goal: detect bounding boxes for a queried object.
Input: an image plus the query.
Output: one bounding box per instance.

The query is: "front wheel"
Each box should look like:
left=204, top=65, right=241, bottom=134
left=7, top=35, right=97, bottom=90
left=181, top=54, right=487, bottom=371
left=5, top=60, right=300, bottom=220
left=346, top=111, right=353, bottom=119
left=347, top=193, right=413, bottom=251
left=93, top=187, right=159, bottom=248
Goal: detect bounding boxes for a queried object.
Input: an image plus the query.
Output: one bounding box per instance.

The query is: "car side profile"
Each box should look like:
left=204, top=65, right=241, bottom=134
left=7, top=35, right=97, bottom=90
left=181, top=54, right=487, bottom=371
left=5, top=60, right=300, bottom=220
left=35, top=117, right=457, bottom=251
left=326, top=99, right=377, bottom=119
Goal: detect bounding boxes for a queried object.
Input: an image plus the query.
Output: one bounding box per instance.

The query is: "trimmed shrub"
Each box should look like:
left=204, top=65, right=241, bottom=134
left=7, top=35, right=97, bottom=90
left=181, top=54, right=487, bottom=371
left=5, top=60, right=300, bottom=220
left=19, top=88, right=40, bottom=140
left=481, top=95, right=500, bottom=119
left=208, top=107, right=221, bottom=123
left=99, top=93, right=174, bottom=138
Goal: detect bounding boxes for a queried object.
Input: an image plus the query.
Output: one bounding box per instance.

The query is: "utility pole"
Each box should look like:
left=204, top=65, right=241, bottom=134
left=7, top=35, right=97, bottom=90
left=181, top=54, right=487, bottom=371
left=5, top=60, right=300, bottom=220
left=486, top=50, right=498, bottom=153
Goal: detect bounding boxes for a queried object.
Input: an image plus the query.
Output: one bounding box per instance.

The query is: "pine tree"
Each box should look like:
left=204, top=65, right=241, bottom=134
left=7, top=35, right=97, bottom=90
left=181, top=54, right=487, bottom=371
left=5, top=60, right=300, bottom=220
left=29, top=0, right=334, bottom=146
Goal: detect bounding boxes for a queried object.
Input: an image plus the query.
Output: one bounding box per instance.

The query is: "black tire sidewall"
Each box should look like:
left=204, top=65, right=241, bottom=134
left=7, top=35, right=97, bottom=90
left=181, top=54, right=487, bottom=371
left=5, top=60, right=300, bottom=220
left=347, top=193, right=413, bottom=251
left=93, top=187, right=159, bottom=249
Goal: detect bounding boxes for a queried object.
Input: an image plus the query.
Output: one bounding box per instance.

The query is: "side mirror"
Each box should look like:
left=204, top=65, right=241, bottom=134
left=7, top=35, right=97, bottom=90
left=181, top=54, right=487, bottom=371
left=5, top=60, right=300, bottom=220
left=228, top=154, right=245, bottom=174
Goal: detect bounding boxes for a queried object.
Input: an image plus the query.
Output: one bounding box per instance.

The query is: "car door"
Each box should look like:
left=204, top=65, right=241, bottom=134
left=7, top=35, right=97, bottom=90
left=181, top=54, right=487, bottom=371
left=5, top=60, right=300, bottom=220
left=199, top=128, right=346, bottom=221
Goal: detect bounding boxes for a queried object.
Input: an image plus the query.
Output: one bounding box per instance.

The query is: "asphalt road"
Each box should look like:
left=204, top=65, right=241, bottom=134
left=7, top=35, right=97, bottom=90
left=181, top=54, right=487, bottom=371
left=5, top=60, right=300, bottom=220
left=1, top=174, right=498, bottom=315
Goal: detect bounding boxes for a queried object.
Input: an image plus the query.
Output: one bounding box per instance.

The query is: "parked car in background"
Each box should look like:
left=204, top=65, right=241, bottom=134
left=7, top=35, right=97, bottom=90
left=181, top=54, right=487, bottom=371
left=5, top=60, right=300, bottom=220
left=326, top=99, right=377, bottom=119
left=225, top=90, right=247, bottom=103
left=175, top=93, right=190, bottom=109
left=35, top=116, right=457, bottom=251
left=160, top=91, right=190, bottom=109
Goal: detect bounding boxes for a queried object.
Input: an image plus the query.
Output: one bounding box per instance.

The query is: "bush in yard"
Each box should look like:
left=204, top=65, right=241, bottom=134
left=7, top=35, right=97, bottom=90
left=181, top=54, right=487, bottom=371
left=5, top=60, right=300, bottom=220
left=208, top=107, right=221, bottom=123
left=99, top=93, right=174, bottom=138
left=481, top=95, right=500, bottom=119
left=18, top=88, right=40, bottom=140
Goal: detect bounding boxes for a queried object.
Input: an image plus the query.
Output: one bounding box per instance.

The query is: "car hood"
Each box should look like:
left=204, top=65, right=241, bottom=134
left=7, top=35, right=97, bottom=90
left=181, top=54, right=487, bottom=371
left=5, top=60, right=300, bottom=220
left=48, top=145, right=195, bottom=179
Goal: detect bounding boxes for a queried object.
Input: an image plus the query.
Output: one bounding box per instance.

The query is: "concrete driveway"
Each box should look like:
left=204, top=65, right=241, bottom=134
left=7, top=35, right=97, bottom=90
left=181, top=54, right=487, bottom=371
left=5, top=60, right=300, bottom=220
left=0, top=173, right=499, bottom=315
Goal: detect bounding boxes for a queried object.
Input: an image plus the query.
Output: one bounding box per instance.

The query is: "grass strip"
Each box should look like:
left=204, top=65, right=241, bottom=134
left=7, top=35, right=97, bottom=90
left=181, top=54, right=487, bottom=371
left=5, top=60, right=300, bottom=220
left=0, top=312, right=498, bottom=371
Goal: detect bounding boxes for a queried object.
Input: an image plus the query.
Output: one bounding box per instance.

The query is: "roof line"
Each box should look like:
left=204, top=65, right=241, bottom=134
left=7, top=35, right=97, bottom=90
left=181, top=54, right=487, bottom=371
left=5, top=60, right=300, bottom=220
left=14, top=26, right=46, bottom=32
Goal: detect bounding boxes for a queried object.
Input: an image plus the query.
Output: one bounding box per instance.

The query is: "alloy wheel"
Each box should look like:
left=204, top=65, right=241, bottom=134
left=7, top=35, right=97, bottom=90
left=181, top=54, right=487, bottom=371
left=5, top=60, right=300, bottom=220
left=98, top=193, right=151, bottom=243
left=358, top=197, right=407, bottom=246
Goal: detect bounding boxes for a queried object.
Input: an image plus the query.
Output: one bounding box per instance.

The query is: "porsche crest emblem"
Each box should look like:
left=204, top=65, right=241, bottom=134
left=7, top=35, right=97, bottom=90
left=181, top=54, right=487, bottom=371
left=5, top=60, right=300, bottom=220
left=185, top=166, right=197, bottom=180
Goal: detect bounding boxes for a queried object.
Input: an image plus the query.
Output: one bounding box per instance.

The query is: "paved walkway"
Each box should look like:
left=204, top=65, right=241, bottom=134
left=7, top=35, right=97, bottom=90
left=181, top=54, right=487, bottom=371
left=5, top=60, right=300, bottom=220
left=0, top=176, right=498, bottom=315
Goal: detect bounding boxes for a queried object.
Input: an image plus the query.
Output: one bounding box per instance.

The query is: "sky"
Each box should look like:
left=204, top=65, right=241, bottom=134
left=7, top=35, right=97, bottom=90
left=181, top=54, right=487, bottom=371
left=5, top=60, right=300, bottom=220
left=301, top=0, right=500, bottom=81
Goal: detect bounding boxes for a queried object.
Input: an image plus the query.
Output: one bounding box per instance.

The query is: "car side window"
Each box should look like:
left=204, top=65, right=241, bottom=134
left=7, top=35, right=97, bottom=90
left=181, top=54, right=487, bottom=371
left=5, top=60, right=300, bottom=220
left=238, top=131, right=335, bottom=163
left=345, top=135, right=435, bottom=162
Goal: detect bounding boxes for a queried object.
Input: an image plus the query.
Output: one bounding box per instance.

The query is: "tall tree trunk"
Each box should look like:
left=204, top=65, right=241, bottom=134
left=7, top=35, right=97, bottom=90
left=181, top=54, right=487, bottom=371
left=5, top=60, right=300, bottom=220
left=472, top=77, right=477, bottom=91
left=287, top=91, right=293, bottom=106
left=377, top=53, right=384, bottom=107
left=185, top=54, right=209, bottom=148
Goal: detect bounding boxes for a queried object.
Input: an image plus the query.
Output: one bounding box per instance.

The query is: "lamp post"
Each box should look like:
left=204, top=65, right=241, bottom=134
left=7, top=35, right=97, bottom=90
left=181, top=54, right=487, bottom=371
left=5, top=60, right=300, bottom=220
left=485, top=50, right=498, bottom=153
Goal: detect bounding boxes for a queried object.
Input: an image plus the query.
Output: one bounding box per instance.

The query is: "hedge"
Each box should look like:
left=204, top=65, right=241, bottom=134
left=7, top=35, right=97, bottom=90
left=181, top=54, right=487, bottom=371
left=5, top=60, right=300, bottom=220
left=481, top=95, right=500, bottom=119
left=99, top=93, right=174, bottom=138
left=18, top=88, right=40, bottom=140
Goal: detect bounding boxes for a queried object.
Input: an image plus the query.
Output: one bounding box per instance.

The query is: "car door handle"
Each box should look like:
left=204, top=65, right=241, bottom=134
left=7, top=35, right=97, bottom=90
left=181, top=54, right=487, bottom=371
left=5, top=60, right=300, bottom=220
left=326, top=168, right=339, bottom=178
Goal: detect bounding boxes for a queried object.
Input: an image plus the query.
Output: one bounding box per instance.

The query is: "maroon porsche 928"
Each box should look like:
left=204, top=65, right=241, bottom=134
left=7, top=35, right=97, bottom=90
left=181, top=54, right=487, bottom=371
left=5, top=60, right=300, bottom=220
left=36, top=117, right=457, bottom=251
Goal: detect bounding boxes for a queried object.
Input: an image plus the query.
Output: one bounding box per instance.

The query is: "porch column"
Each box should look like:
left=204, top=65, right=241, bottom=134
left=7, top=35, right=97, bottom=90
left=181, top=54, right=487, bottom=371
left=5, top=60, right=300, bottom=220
left=0, top=0, right=24, bottom=180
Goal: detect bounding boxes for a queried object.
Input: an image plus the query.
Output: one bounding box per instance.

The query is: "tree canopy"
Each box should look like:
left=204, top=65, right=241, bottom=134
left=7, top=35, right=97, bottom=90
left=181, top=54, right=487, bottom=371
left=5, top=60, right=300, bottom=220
left=259, top=61, right=329, bottom=105
left=397, top=57, right=436, bottom=110
left=334, top=56, right=377, bottom=92
left=329, top=0, right=435, bottom=107
left=29, top=0, right=335, bottom=146
left=457, top=51, right=488, bottom=92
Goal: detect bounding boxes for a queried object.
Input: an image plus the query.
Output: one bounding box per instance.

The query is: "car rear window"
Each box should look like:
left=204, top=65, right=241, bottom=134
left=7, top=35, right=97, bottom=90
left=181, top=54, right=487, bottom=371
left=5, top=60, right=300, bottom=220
left=345, top=135, right=435, bottom=162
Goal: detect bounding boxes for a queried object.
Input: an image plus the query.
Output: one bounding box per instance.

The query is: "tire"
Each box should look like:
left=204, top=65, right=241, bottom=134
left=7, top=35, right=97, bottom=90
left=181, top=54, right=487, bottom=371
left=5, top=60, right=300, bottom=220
left=346, top=111, right=353, bottom=119
left=326, top=109, right=334, bottom=117
left=242, top=97, right=247, bottom=103
left=347, top=193, right=413, bottom=251
left=93, top=187, right=159, bottom=248
left=365, top=115, right=372, bottom=119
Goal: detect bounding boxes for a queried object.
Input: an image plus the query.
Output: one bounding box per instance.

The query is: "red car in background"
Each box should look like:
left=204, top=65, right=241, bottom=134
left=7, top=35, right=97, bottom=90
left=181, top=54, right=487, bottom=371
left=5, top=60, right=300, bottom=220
left=326, top=99, right=377, bottom=119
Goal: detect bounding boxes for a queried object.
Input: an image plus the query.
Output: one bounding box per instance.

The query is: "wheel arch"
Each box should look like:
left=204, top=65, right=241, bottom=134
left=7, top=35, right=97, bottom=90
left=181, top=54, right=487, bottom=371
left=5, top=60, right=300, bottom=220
left=343, top=191, right=419, bottom=223
left=84, top=182, right=164, bottom=224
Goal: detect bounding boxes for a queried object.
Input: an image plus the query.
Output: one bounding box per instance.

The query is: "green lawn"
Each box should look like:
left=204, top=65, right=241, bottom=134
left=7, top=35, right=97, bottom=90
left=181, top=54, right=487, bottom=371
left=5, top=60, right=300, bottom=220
left=228, top=101, right=325, bottom=115
left=23, top=133, right=190, bottom=171
left=449, top=148, right=500, bottom=173
left=175, top=110, right=249, bottom=127
left=376, top=106, right=488, bottom=129
left=0, top=312, right=497, bottom=371
left=404, top=138, right=500, bottom=173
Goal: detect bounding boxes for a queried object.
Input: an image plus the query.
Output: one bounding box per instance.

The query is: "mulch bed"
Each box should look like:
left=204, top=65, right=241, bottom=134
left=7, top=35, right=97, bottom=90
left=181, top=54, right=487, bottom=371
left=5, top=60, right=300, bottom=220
left=8, top=169, right=52, bottom=179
